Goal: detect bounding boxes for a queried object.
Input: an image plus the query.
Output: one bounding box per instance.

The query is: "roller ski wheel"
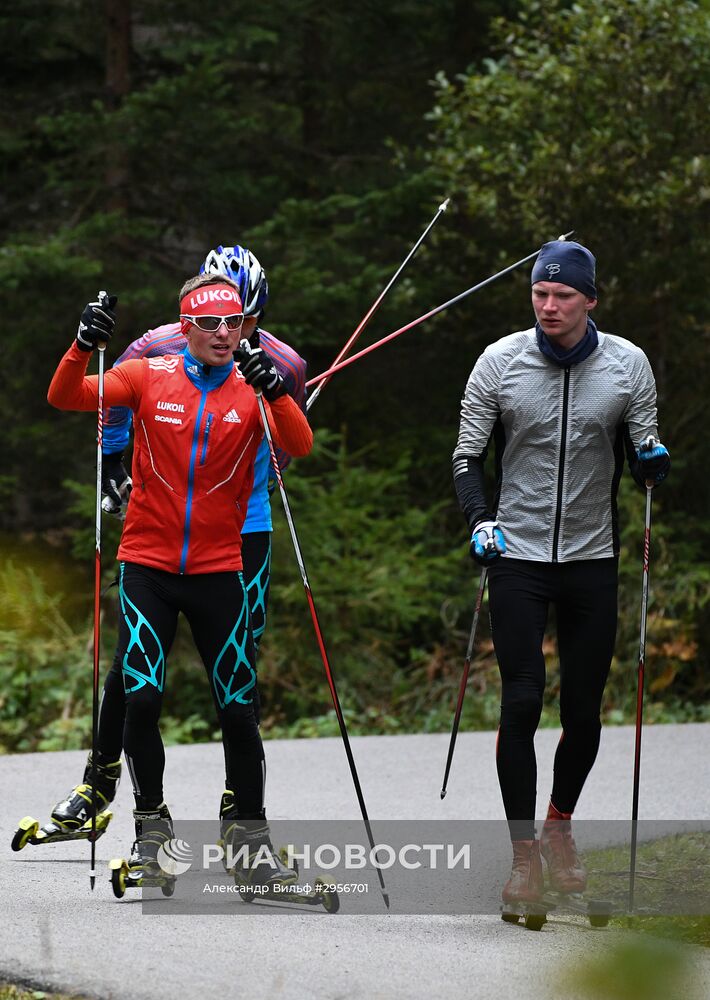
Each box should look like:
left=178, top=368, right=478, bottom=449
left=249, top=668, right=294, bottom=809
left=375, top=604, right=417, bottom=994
left=314, top=876, right=340, bottom=914
left=109, top=858, right=128, bottom=899
left=541, top=891, right=614, bottom=928
left=11, top=817, right=40, bottom=852
left=11, top=808, right=113, bottom=851
left=500, top=901, right=548, bottom=931
left=109, top=856, right=176, bottom=898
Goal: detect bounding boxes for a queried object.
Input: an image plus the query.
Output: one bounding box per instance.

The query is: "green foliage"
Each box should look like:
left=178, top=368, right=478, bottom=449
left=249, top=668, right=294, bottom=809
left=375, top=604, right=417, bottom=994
left=1, top=437, right=708, bottom=755
left=0, top=435, right=465, bottom=752
left=239, top=430, right=467, bottom=726
left=0, top=0, right=708, bottom=749
left=0, top=558, right=228, bottom=752
left=586, top=830, right=710, bottom=920
left=611, top=478, right=710, bottom=718
left=426, top=0, right=710, bottom=515
left=561, top=936, right=702, bottom=999
left=0, top=561, right=92, bottom=753
left=0, top=986, right=76, bottom=1000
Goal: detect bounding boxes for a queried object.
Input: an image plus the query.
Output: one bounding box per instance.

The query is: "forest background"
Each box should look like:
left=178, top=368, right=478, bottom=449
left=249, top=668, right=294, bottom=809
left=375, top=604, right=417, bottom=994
left=1, top=0, right=708, bottom=753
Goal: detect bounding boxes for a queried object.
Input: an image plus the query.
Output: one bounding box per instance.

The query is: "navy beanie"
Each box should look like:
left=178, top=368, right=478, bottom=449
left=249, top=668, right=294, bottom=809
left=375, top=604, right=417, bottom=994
left=531, top=241, right=597, bottom=299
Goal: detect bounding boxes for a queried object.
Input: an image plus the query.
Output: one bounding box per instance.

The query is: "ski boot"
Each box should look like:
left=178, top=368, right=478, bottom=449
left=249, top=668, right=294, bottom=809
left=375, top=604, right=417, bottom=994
left=222, top=809, right=339, bottom=912
left=219, top=790, right=302, bottom=875
left=500, top=840, right=547, bottom=930
left=539, top=802, right=614, bottom=927
left=11, top=754, right=120, bottom=851
left=540, top=802, right=587, bottom=893
left=221, top=804, right=298, bottom=894
left=109, top=803, right=177, bottom=898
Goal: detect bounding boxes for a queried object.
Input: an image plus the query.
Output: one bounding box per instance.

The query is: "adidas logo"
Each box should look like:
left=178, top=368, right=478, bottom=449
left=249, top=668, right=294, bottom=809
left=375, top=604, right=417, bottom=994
left=223, top=409, right=241, bottom=424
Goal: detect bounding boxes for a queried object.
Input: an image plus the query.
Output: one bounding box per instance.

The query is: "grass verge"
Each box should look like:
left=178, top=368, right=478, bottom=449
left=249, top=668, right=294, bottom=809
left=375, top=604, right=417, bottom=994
left=583, top=831, right=709, bottom=946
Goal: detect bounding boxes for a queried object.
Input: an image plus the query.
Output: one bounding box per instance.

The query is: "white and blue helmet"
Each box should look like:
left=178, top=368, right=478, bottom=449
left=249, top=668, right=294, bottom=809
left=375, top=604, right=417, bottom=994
left=200, top=245, right=269, bottom=318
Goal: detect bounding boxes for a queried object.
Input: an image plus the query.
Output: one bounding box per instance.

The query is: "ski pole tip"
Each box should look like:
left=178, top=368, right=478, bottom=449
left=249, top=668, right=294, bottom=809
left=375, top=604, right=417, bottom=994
left=440, top=788, right=447, bottom=800
left=439, top=198, right=450, bottom=213
left=382, top=892, right=391, bottom=910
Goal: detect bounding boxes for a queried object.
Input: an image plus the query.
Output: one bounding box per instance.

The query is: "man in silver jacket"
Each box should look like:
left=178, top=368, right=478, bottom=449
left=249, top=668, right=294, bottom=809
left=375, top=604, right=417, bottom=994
left=453, top=240, right=670, bottom=905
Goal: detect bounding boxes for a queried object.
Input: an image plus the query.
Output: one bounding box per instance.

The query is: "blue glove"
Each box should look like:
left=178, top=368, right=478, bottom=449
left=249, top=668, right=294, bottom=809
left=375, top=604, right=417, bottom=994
left=637, top=437, right=670, bottom=485
left=470, top=519, right=506, bottom=565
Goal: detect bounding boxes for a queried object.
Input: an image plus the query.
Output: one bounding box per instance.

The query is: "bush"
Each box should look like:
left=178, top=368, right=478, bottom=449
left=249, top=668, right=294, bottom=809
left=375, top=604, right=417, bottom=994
left=1, top=437, right=707, bottom=754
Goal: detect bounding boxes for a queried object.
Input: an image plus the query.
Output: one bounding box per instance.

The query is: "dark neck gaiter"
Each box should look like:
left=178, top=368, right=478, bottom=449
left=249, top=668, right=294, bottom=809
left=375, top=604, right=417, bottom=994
left=535, top=317, right=599, bottom=368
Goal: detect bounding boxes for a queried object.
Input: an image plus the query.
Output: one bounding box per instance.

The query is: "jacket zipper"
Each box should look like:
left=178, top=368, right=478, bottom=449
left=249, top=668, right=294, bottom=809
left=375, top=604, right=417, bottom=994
left=551, top=367, right=571, bottom=563
left=199, top=413, right=213, bottom=465
left=180, top=388, right=209, bottom=574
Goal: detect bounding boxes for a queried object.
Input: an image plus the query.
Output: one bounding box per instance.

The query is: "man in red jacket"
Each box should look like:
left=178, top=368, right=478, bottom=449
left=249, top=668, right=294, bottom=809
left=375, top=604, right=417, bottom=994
left=48, top=273, right=312, bottom=890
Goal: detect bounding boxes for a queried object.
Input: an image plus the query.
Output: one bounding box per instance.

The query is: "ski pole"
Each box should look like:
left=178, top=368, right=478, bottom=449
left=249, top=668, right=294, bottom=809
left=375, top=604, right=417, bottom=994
left=440, top=568, right=488, bottom=799
left=90, top=290, right=109, bottom=891
left=306, top=198, right=450, bottom=412
left=629, top=449, right=656, bottom=913
left=306, top=232, right=575, bottom=390
left=241, top=348, right=390, bottom=909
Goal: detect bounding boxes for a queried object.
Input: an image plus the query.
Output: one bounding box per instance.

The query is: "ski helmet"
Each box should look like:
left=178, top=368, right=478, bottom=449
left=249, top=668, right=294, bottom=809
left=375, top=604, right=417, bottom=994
left=200, top=245, right=269, bottom=318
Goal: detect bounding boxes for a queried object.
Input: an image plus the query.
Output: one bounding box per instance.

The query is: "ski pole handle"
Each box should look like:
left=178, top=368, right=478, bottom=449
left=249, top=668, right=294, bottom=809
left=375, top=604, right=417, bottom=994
left=97, top=290, right=110, bottom=352
left=236, top=338, right=261, bottom=395
left=640, top=435, right=659, bottom=489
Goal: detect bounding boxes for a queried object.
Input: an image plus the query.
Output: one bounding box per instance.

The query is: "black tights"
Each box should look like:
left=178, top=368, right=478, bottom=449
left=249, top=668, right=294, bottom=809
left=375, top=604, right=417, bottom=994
left=487, top=557, right=618, bottom=840
left=100, top=556, right=268, bottom=816
left=96, top=534, right=272, bottom=811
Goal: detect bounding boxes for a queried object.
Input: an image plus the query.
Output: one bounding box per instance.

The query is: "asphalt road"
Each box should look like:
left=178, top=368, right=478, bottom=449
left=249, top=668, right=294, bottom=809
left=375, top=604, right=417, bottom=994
left=1, top=725, right=708, bottom=1000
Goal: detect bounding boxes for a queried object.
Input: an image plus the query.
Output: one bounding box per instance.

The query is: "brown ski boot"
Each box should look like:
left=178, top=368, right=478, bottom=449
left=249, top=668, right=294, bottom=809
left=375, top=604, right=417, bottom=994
left=502, top=839, right=544, bottom=904
left=540, top=801, right=587, bottom=893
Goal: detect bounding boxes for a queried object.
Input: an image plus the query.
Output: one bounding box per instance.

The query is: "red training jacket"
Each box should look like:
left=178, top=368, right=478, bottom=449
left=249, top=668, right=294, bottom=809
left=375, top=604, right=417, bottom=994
left=48, top=344, right=312, bottom=574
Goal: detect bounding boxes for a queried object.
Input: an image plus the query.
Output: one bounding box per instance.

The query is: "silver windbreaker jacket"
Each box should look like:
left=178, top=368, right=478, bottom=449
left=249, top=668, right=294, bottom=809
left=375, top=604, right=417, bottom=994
left=453, top=328, right=659, bottom=563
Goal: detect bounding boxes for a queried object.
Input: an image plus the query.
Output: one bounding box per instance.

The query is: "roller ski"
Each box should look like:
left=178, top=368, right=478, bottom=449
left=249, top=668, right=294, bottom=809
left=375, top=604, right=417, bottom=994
left=11, top=755, right=120, bottom=852
left=109, top=804, right=176, bottom=899
left=222, top=808, right=339, bottom=913
left=501, top=812, right=615, bottom=929
left=538, top=804, right=614, bottom=926
left=538, top=890, right=614, bottom=927
left=500, top=839, right=548, bottom=930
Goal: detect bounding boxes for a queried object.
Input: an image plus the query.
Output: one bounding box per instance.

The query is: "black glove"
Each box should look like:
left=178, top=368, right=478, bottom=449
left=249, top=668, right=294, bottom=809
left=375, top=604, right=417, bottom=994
left=234, top=341, right=286, bottom=402
left=76, top=292, right=118, bottom=352
left=101, top=451, right=132, bottom=519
